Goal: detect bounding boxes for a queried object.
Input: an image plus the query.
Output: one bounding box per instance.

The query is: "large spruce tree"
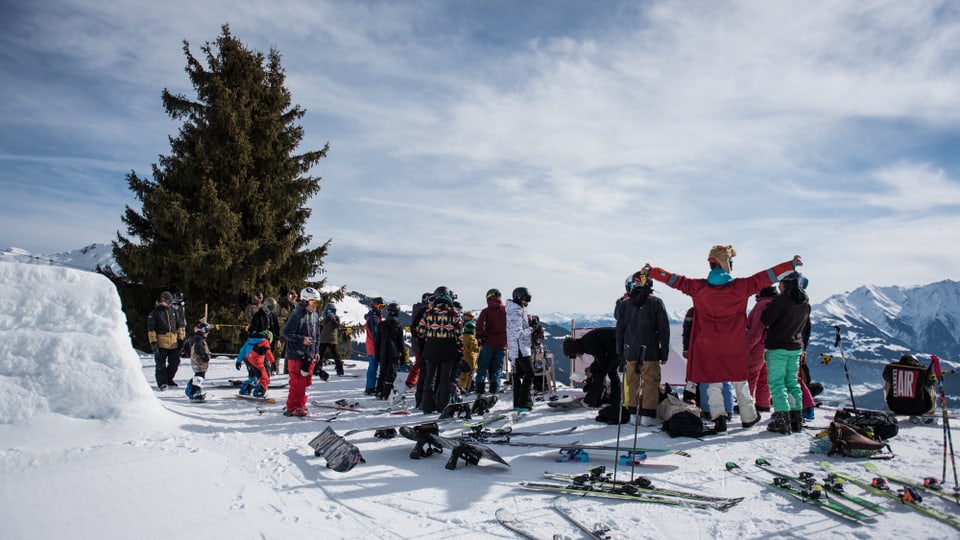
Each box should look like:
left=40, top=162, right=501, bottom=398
left=111, top=25, right=331, bottom=350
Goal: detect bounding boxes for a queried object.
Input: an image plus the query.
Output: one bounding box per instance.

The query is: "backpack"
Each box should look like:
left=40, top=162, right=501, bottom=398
left=662, top=409, right=713, bottom=438
left=833, top=407, right=899, bottom=440
left=826, top=421, right=893, bottom=459
left=595, top=405, right=631, bottom=424
left=883, top=360, right=937, bottom=416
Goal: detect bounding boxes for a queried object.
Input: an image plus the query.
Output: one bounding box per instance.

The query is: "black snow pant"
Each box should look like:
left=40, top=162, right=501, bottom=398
left=155, top=348, right=181, bottom=387
left=513, top=355, right=535, bottom=409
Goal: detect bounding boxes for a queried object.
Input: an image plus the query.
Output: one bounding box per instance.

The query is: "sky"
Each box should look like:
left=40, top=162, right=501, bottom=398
left=2, top=260, right=958, bottom=539
left=3, top=1, right=960, bottom=315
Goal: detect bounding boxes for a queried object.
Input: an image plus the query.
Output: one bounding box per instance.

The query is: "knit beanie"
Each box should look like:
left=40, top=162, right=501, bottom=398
left=464, top=311, right=475, bottom=321
left=708, top=245, right=736, bottom=273
left=464, top=320, right=476, bottom=335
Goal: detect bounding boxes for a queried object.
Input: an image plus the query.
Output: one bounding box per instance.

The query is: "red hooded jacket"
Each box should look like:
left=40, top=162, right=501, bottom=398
left=476, top=297, right=507, bottom=350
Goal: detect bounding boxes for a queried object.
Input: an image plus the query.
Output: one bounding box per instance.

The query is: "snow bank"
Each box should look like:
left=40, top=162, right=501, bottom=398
left=0, top=261, right=164, bottom=423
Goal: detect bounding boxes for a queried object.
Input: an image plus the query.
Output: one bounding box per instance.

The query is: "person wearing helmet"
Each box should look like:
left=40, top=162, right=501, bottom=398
left=236, top=330, right=275, bottom=398
left=375, top=303, right=405, bottom=399
left=243, top=291, right=264, bottom=329
left=249, top=297, right=280, bottom=373
left=172, top=292, right=186, bottom=336
left=183, top=322, right=212, bottom=400
left=475, top=288, right=507, bottom=395
left=507, top=287, right=535, bottom=409
left=457, top=311, right=480, bottom=392
left=317, top=303, right=344, bottom=376
left=415, top=289, right=463, bottom=414
left=147, top=290, right=186, bottom=390
left=363, top=297, right=385, bottom=395
left=615, top=271, right=671, bottom=427
left=405, top=292, right=433, bottom=398
left=281, top=286, right=327, bottom=416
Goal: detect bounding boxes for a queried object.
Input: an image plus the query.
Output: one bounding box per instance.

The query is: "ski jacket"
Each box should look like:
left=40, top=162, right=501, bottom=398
left=147, top=304, right=185, bottom=350
left=761, top=291, right=810, bottom=351
left=319, top=311, right=340, bottom=344
left=410, top=302, right=427, bottom=355
left=476, top=297, right=507, bottom=350
left=647, top=259, right=796, bottom=383
left=506, top=300, right=532, bottom=360
left=417, top=300, right=464, bottom=361
left=615, top=289, right=670, bottom=363
left=239, top=334, right=275, bottom=374
left=282, top=304, right=320, bottom=361
left=375, top=316, right=405, bottom=363
left=249, top=306, right=279, bottom=339
left=462, top=332, right=480, bottom=364
left=184, top=334, right=211, bottom=372
left=746, top=295, right=774, bottom=370
left=580, top=327, right=619, bottom=372
left=364, top=308, right=382, bottom=356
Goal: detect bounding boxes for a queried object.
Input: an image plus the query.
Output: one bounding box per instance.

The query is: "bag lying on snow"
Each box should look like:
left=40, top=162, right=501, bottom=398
left=833, top=407, right=899, bottom=440
left=809, top=421, right=893, bottom=459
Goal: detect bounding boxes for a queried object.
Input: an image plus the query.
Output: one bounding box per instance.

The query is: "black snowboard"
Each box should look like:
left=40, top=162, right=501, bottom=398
left=399, top=422, right=509, bottom=469
left=308, top=427, right=366, bottom=472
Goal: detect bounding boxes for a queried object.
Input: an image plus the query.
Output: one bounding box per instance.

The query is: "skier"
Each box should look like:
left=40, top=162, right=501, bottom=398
left=507, top=287, right=535, bottom=410
left=562, top=327, right=620, bottom=408
left=236, top=330, right=274, bottom=397
left=363, top=297, right=384, bottom=395
left=761, top=272, right=811, bottom=434
left=317, top=303, right=344, bottom=376
left=375, top=302, right=405, bottom=399
left=282, top=286, right=326, bottom=416
left=416, top=287, right=463, bottom=414
left=147, top=290, right=186, bottom=390
left=183, top=322, right=212, bottom=400
left=615, top=271, right=670, bottom=425
left=475, top=288, right=508, bottom=395
left=642, top=247, right=802, bottom=432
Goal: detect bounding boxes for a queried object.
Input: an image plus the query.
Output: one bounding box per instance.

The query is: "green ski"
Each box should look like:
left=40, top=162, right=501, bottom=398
left=754, top=458, right=884, bottom=514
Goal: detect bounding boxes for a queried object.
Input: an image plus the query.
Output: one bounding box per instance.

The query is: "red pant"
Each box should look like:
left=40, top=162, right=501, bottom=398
left=405, top=354, right=421, bottom=387
left=286, top=359, right=313, bottom=411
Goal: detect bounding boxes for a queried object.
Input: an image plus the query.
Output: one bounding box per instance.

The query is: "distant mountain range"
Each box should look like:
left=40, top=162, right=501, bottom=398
left=4, top=244, right=958, bottom=403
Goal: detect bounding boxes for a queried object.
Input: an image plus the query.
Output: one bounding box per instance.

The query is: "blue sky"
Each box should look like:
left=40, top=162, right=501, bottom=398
left=3, top=0, right=960, bottom=315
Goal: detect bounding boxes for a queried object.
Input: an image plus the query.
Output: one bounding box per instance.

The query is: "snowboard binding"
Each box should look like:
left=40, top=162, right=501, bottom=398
left=445, top=443, right=483, bottom=470
left=374, top=428, right=398, bottom=439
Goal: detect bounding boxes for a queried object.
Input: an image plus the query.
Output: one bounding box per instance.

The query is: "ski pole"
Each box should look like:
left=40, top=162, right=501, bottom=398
left=613, top=345, right=629, bottom=482
left=833, top=325, right=858, bottom=412
left=630, top=345, right=647, bottom=481
left=931, top=355, right=959, bottom=503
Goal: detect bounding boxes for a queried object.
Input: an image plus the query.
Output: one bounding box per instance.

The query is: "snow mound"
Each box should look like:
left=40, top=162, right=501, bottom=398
left=0, top=261, right=164, bottom=423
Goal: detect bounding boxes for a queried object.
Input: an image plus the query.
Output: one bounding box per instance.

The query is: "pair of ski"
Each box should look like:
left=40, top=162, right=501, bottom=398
left=863, top=461, right=960, bottom=505
left=821, top=461, right=960, bottom=530
left=726, top=460, right=874, bottom=523
left=496, top=497, right=612, bottom=540
left=519, top=467, right=741, bottom=511
left=342, top=408, right=529, bottom=437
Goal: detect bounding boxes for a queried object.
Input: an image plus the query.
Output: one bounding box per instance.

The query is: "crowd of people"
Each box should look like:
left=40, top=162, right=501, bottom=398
left=147, top=244, right=819, bottom=431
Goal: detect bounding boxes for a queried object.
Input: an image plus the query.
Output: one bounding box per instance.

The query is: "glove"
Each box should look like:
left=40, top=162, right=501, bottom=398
left=150, top=342, right=159, bottom=355
left=235, top=360, right=242, bottom=371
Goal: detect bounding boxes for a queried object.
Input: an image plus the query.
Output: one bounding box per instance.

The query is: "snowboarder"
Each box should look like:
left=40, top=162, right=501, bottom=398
left=236, top=330, right=274, bottom=397
left=147, top=290, right=186, bottom=390
left=184, top=322, right=212, bottom=400
left=375, top=303, right=405, bottom=399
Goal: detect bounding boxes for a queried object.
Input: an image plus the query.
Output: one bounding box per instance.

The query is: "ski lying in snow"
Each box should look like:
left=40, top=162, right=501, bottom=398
left=307, top=427, right=365, bottom=472
left=459, top=425, right=577, bottom=443
left=863, top=462, right=960, bottom=505
left=552, top=496, right=612, bottom=540
left=543, top=467, right=741, bottom=506
left=725, top=462, right=871, bottom=523
left=754, top=458, right=885, bottom=514
left=234, top=394, right=277, bottom=404
left=310, top=400, right=412, bottom=415
left=821, top=461, right=960, bottom=530
left=518, top=480, right=738, bottom=510
left=495, top=508, right=570, bottom=540
left=487, top=440, right=690, bottom=458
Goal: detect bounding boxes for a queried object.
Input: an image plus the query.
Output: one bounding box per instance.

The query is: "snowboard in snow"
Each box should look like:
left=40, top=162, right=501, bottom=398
left=547, top=396, right=586, bottom=410
left=308, top=427, right=366, bottom=472
left=219, top=379, right=288, bottom=389
left=399, top=423, right=509, bottom=468
left=235, top=394, right=277, bottom=404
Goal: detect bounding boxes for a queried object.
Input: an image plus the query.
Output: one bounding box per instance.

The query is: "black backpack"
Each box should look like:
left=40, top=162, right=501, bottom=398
left=833, top=407, right=899, bottom=440
left=662, top=409, right=714, bottom=438
left=595, top=405, right=631, bottom=424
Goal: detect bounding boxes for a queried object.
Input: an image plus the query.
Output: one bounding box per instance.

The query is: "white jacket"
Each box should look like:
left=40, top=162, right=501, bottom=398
left=506, top=299, right=532, bottom=360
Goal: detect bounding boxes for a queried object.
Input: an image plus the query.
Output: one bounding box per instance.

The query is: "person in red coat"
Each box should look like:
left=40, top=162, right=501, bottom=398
left=745, top=286, right=778, bottom=413
left=642, top=246, right=802, bottom=432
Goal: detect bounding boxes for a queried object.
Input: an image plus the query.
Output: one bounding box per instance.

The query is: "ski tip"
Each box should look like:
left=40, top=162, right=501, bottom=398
left=725, top=462, right=740, bottom=471
left=755, top=457, right=769, bottom=466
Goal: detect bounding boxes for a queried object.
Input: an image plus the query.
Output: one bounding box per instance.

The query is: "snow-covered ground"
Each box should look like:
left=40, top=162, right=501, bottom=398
left=1, top=261, right=958, bottom=539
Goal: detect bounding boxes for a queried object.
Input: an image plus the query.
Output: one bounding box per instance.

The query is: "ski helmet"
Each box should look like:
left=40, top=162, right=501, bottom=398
left=370, top=297, right=385, bottom=309
left=174, top=291, right=184, bottom=303
left=253, top=290, right=264, bottom=301
left=325, top=303, right=337, bottom=313
left=263, top=330, right=274, bottom=344
left=159, top=291, right=174, bottom=305
left=263, top=297, right=278, bottom=312
left=630, top=271, right=651, bottom=291
left=194, top=322, right=211, bottom=334
left=512, top=287, right=531, bottom=305
left=433, top=286, right=453, bottom=304
left=300, top=287, right=322, bottom=303
left=485, top=288, right=502, bottom=300
left=386, top=302, right=401, bottom=316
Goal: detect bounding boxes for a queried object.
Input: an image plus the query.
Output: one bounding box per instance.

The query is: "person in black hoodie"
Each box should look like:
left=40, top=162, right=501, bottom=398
left=375, top=303, right=405, bottom=399
left=562, top=327, right=620, bottom=408
left=760, top=272, right=811, bottom=434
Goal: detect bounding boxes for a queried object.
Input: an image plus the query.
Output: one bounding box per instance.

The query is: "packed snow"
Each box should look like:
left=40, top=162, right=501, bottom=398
left=1, top=261, right=958, bottom=539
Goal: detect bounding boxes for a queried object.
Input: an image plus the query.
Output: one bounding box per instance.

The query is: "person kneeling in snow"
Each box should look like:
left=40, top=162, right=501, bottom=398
left=236, top=330, right=274, bottom=397
left=184, top=322, right=212, bottom=400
